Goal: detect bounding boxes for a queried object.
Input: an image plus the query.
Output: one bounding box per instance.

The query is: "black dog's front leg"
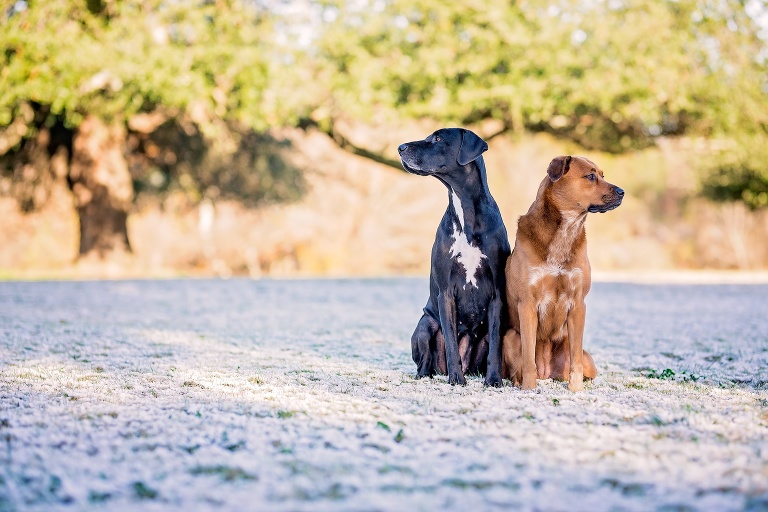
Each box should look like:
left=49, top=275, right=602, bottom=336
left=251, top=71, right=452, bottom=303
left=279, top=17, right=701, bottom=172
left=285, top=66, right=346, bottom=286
left=411, top=314, right=439, bottom=378
left=438, top=291, right=465, bottom=385
left=484, top=295, right=503, bottom=387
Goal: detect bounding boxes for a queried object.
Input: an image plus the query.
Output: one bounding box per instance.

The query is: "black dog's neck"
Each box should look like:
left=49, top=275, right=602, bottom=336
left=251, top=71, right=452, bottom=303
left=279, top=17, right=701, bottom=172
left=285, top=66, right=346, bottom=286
left=437, top=158, right=494, bottom=235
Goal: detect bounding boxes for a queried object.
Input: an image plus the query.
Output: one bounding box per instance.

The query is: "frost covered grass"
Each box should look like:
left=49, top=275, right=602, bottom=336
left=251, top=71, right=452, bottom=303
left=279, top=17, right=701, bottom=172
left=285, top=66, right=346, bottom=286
left=1, top=279, right=767, bottom=511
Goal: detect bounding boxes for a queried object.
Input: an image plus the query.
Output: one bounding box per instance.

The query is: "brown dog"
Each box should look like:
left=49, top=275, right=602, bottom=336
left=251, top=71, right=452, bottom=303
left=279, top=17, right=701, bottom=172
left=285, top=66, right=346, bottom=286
left=502, top=156, right=623, bottom=391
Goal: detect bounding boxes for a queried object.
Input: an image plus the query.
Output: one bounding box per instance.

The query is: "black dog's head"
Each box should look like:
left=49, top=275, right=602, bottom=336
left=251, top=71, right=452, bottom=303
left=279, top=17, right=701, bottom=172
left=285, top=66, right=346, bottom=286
left=398, top=128, right=488, bottom=176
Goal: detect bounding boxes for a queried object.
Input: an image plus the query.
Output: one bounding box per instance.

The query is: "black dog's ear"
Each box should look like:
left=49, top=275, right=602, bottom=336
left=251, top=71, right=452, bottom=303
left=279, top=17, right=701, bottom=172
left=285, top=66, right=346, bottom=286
left=457, top=130, right=488, bottom=166
left=547, top=156, right=572, bottom=182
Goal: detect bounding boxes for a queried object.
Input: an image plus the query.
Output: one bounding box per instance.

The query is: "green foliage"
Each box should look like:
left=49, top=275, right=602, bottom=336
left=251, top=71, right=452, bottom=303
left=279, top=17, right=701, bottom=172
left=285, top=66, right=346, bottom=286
left=645, top=368, right=701, bottom=382
left=314, top=0, right=767, bottom=153
left=308, top=0, right=768, bottom=206
left=0, top=0, right=307, bottom=211
left=189, top=465, right=257, bottom=481
left=700, top=137, right=768, bottom=209
left=2, top=0, right=768, bottom=209
left=131, top=481, right=158, bottom=500
left=0, top=0, right=272, bottom=133
left=129, top=122, right=305, bottom=206
left=646, top=368, right=678, bottom=380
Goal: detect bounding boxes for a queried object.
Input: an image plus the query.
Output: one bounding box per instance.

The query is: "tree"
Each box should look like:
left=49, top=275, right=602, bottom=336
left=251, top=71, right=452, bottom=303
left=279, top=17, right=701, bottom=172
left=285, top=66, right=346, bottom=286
left=2, top=0, right=767, bottom=260
left=310, top=0, right=768, bottom=190
left=0, top=0, right=285, bottom=257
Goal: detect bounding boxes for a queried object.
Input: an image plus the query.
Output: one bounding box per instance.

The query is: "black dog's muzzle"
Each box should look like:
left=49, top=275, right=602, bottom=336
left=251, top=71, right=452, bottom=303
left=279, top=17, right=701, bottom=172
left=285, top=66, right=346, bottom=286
left=398, top=143, right=431, bottom=175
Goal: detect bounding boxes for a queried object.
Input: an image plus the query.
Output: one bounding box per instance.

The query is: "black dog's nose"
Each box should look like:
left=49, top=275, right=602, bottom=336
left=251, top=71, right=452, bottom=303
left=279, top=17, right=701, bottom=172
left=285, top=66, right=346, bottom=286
left=398, top=144, right=408, bottom=154
left=615, top=186, right=625, bottom=196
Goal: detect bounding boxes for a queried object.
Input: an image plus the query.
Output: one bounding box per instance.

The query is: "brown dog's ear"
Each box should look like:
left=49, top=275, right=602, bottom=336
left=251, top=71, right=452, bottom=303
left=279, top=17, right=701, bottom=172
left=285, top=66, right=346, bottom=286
left=547, top=156, right=572, bottom=182
left=457, top=129, right=488, bottom=166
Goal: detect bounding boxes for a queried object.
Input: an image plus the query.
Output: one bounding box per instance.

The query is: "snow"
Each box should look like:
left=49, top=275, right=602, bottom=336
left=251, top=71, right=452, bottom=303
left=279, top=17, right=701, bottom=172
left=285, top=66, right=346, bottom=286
left=1, top=278, right=767, bottom=511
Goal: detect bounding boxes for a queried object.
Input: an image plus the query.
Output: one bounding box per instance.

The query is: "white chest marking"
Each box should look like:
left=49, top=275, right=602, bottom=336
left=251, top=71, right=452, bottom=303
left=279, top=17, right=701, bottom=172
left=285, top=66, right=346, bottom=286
left=529, top=212, right=586, bottom=287
left=449, top=189, right=486, bottom=288
left=537, top=292, right=553, bottom=315
left=546, top=211, right=586, bottom=267
left=529, top=265, right=583, bottom=287
left=451, top=190, right=465, bottom=230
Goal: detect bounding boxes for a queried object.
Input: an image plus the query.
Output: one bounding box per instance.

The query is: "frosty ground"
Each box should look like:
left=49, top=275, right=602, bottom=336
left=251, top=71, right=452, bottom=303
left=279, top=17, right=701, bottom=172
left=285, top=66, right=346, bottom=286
left=1, top=278, right=767, bottom=511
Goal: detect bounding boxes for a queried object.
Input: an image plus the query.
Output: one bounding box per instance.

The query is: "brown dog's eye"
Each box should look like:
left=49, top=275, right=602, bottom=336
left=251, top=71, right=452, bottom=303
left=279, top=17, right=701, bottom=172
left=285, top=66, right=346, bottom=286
left=585, top=174, right=596, bottom=181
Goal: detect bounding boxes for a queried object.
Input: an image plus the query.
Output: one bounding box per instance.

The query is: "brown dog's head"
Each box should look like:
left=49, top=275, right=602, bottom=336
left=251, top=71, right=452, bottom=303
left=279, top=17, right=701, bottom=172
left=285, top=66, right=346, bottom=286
left=545, top=155, right=623, bottom=213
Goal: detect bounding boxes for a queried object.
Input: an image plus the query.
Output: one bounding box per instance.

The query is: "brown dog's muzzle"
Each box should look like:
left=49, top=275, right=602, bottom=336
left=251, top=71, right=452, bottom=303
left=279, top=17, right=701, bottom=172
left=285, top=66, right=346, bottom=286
left=589, top=186, right=624, bottom=213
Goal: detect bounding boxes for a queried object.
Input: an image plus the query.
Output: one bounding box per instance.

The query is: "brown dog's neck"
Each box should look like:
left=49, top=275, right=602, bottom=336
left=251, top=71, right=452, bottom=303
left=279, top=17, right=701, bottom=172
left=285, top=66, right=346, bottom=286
left=517, top=184, right=587, bottom=265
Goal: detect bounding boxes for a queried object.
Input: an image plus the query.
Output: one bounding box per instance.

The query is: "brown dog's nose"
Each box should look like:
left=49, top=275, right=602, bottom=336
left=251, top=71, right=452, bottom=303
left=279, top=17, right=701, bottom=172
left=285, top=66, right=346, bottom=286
left=614, top=186, right=624, bottom=196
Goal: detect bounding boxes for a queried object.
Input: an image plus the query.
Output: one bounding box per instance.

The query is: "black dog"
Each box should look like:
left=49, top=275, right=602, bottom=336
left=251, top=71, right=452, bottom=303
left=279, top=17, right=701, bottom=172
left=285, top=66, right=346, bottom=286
left=398, top=128, right=510, bottom=386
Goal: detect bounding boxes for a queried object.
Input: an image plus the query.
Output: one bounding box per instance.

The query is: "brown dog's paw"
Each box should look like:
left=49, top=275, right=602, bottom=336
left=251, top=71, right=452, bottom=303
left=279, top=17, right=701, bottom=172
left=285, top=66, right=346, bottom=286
left=521, top=373, right=537, bottom=390
left=568, top=373, right=585, bottom=392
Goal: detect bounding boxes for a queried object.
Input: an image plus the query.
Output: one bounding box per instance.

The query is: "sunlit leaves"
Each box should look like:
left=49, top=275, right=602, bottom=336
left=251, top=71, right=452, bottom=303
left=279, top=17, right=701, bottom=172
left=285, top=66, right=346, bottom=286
left=312, top=0, right=767, bottom=153
left=0, top=0, right=272, bottom=132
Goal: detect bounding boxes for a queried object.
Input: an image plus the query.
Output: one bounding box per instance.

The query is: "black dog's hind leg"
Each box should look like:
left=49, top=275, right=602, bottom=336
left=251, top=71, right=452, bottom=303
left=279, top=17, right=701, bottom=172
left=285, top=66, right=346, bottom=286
left=468, top=334, right=489, bottom=376
left=434, top=328, right=447, bottom=375
left=458, top=334, right=472, bottom=375
left=411, top=314, right=440, bottom=378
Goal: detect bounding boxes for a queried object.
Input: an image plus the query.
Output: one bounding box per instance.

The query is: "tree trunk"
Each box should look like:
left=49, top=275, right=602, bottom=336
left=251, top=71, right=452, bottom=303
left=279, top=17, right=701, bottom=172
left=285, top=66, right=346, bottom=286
left=69, top=115, right=133, bottom=258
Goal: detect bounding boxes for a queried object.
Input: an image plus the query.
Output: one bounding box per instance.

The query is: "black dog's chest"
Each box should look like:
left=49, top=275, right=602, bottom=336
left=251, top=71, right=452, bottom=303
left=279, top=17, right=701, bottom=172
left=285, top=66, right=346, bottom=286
left=454, top=281, right=493, bottom=335
left=442, top=222, right=493, bottom=289
left=449, top=249, right=492, bottom=289
left=435, top=219, right=499, bottom=334
left=450, top=243, right=494, bottom=335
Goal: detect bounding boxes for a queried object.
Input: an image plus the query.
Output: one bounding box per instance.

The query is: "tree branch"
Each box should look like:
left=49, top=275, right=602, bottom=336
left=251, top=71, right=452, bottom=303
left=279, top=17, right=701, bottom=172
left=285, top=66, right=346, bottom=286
left=482, top=124, right=511, bottom=142
left=322, top=123, right=405, bottom=171
left=315, top=120, right=511, bottom=173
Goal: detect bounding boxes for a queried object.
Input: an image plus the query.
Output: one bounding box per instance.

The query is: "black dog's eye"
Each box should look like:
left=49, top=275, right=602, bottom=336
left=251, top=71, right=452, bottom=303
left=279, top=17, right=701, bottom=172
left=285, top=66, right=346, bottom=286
left=433, top=136, right=441, bottom=142
left=585, top=174, right=596, bottom=181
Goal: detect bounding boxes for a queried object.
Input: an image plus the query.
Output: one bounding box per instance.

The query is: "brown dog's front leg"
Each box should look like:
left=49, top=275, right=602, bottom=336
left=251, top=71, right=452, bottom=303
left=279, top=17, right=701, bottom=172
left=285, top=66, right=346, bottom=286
left=567, top=300, right=586, bottom=392
left=518, top=301, right=539, bottom=390
left=438, top=291, right=465, bottom=386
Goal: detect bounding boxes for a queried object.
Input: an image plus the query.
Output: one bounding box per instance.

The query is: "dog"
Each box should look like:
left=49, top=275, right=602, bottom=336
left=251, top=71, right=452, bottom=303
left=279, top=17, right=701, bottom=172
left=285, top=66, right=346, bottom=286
left=398, top=128, right=510, bottom=386
left=501, top=155, right=623, bottom=391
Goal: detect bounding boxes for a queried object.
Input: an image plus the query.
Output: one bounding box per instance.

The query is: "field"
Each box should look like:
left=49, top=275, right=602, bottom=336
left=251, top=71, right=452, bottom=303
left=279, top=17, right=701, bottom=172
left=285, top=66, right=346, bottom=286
left=1, top=278, right=767, bottom=511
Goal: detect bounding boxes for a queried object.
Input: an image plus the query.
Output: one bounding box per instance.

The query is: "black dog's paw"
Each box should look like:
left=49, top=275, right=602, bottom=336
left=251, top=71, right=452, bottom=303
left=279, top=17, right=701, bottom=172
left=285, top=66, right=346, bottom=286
left=448, top=371, right=466, bottom=386
left=416, top=363, right=435, bottom=379
left=484, top=372, right=503, bottom=387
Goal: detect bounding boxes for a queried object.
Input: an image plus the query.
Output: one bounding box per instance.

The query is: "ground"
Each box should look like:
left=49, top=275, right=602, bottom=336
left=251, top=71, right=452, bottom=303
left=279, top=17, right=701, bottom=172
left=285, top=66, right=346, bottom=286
left=1, top=278, right=767, bottom=511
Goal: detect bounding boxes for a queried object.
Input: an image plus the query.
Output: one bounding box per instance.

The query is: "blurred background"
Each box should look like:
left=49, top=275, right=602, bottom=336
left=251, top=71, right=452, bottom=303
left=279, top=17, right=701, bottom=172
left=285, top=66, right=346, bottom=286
left=1, top=0, right=767, bottom=279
